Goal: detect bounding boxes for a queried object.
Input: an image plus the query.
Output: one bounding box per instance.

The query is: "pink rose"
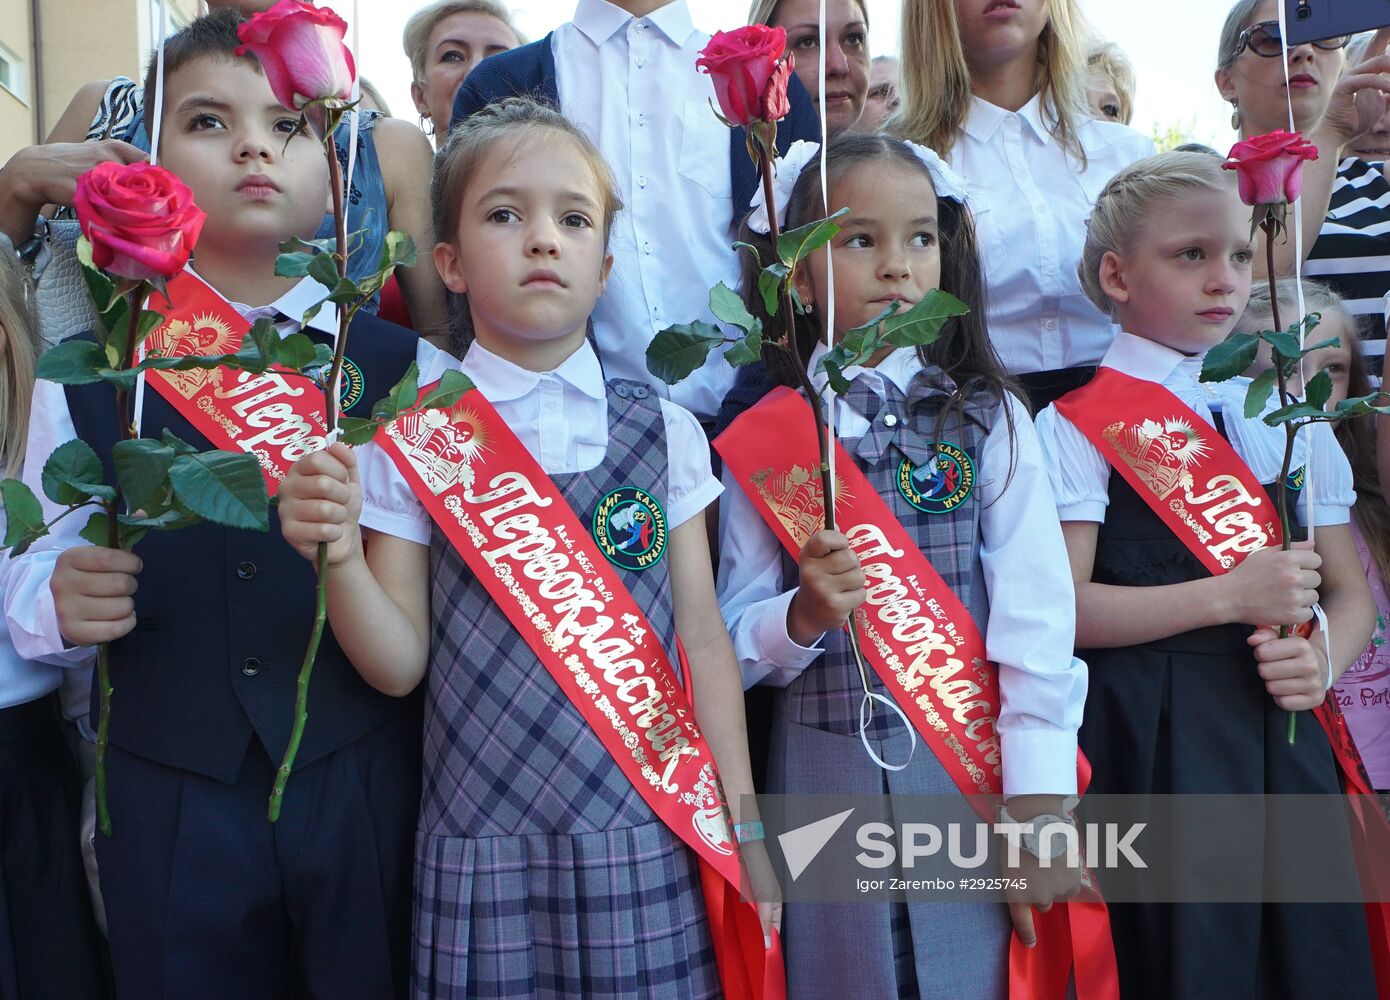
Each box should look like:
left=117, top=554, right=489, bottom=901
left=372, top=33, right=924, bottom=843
left=74, top=162, right=205, bottom=282
left=1223, top=130, right=1320, bottom=206
left=760, top=55, right=793, bottom=125
left=696, top=25, right=787, bottom=127
left=235, top=0, right=356, bottom=112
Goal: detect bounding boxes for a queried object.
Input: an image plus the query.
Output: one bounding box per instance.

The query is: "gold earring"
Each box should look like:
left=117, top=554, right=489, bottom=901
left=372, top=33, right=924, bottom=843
left=1231, top=103, right=1240, bottom=131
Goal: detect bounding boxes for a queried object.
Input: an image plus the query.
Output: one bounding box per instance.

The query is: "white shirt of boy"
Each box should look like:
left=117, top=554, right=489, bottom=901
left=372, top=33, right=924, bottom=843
left=952, top=94, right=1154, bottom=375
left=356, top=338, right=721, bottom=545
left=552, top=0, right=742, bottom=422
left=1034, top=331, right=1357, bottom=526
left=716, top=344, right=1088, bottom=798
left=2, top=274, right=340, bottom=667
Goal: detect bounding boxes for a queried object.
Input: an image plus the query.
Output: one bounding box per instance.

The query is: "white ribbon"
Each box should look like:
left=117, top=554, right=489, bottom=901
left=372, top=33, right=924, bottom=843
left=134, top=0, right=170, bottom=440
left=858, top=691, right=918, bottom=772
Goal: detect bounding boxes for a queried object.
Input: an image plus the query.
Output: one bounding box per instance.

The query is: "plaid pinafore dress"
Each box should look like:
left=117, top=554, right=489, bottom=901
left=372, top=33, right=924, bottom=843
left=412, top=380, right=719, bottom=999
left=767, top=370, right=1014, bottom=1000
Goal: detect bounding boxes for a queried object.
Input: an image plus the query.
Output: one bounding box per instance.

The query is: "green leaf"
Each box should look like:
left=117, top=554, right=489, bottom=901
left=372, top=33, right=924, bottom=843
left=839, top=303, right=896, bottom=361
left=1305, top=369, right=1333, bottom=410
left=1264, top=401, right=1328, bottom=426
left=725, top=328, right=765, bottom=367
left=819, top=357, right=851, bottom=395
left=273, top=332, right=319, bottom=372
left=94, top=367, right=140, bottom=392
left=757, top=262, right=790, bottom=317
left=1263, top=330, right=1303, bottom=361
left=378, top=230, right=417, bottom=271
left=275, top=249, right=317, bottom=279
left=338, top=416, right=382, bottom=446
left=1200, top=332, right=1261, bottom=383
left=160, top=430, right=198, bottom=457
left=279, top=235, right=338, bottom=256
left=416, top=370, right=475, bottom=412
left=373, top=362, right=421, bottom=422
left=118, top=508, right=199, bottom=532
left=732, top=241, right=762, bottom=267
left=36, top=340, right=109, bottom=385
left=41, top=440, right=113, bottom=505
left=78, top=511, right=114, bottom=549
left=709, top=282, right=758, bottom=335
left=307, top=252, right=343, bottom=291
left=112, top=438, right=175, bottom=513
left=1, top=479, right=47, bottom=553
left=645, top=322, right=725, bottom=385
left=168, top=452, right=270, bottom=531
left=881, top=290, right=969, bottom=348
left=1334, top=392, right=1390, bottom=418
left=1244, top=368, right=1277, bottom=419
left=775, top=207, right=849, bottom=266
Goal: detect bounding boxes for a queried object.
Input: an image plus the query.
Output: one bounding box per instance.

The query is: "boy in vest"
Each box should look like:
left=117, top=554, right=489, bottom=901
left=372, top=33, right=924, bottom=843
left=3, top=12, right=423, bottom=997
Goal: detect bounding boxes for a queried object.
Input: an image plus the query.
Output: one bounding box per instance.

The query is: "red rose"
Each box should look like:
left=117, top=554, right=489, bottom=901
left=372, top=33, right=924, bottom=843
left=1222, top=129, right=1319, bottom=207
left=761, top=55, right=793, bottom=124
left=73, top=162, right=205, bottom=282
left=697, top=25, right=787, bottom=126
left=235, top=0, right=356, bottom=112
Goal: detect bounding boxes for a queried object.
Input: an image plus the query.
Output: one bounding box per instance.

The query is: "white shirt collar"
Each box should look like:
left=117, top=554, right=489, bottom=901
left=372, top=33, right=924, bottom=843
left=1100, top=330, right=1201, bottom=385
left=460, top=338, right=606, bottom=403
left=807, top=341, right=919, bottom=397
left=207, top=268, right=339, bottom=338
left=572, top=0, right=694, bottom=47
left=962, top=92, right=1055, bottom=146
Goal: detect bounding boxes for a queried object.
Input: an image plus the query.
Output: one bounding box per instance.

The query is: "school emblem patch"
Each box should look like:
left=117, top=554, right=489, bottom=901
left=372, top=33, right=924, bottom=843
left=1285, top=464, right=1307, bottom=493
left=306, top=357, right=365, bottom=411
left=593, top=486, right=668, bottom=570
left=898, top=442, right=974, bottom=514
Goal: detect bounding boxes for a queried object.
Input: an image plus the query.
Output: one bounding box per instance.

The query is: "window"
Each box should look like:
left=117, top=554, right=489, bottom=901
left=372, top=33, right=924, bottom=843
left=0, top=43, right=25, bottom=103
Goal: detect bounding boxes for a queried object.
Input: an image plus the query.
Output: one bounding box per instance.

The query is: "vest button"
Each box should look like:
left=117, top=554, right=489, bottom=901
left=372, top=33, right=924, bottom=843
left=241, top=657, right=262, bottom=677
left=883, top=413, right=899, bottom=427
left=614, top=383, right=631, bottom=398
left=632, top=385, right=650, bottom=399
left=236, top=561, right=257, bottom=580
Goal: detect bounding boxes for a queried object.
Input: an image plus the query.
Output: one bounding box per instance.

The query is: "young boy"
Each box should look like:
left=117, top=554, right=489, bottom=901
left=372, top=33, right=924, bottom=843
left=451, top=0, right=822, bottom=423
left=2, top=12, right=423, bottom=997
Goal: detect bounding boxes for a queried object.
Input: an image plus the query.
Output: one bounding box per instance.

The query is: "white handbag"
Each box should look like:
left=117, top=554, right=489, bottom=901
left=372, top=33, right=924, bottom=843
left=28, top=217, right=98, bottom=350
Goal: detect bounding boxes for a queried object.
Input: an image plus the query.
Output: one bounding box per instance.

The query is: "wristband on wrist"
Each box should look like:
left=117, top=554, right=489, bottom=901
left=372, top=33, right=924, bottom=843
left=734, top=821, right=765, bottom=844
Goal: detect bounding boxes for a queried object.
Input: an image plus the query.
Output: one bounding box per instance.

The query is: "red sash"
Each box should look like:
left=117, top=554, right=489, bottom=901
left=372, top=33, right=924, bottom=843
left=1057, top=365, right=1390, bottom=994
left=716, top=386, right=1118, bottom=1000
left=374, top=384, right=784, bottom=1000
left=142, top=271, right=329, bottom=496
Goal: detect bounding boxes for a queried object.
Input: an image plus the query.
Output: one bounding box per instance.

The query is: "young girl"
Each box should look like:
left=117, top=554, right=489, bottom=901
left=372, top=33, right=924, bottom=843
left=0, top=251, right=107, bottom=997
left=277, top=97, right=776, bottom=999
left=1035, top=152, right=1379, bottom=998
left=717, top=132, right=1088, bottom=999
left=1237, top=280, right=1390, bottom=793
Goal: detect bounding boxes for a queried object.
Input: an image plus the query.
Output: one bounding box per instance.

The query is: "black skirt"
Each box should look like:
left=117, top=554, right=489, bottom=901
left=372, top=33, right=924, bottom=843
left=1080, top=472, right=1376, bottom=1000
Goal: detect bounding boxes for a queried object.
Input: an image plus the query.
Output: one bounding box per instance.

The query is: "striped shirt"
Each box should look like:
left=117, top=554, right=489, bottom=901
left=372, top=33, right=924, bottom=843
left=1305, top=157, right=1390, bottom=363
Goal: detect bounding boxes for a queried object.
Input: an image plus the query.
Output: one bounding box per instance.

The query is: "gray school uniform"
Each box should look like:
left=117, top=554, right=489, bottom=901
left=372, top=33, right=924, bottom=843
left=768, top=372, right=1013, bottom=1000
left=412, top=381, right=719, bottom=1000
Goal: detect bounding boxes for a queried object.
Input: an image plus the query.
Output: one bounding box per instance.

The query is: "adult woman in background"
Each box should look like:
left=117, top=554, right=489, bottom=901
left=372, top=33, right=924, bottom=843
left=894, top=0, right=1153, bottom=409
left=748, top=0, right=870, bottom=139
left=403, top=0, right=523, bottom=145
left=1216, top=0, right=1390, bottom=363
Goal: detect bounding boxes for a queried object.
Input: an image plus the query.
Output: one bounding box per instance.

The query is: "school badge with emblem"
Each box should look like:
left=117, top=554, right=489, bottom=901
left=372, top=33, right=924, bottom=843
left=307, top=356, right=365, bottom=410
left=592, top=486, right=667, bottom=570
left=898, top=441, right=974, bottom=514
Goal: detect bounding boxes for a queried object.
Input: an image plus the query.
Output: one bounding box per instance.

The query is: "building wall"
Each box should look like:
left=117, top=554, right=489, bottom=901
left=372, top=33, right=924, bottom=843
left=0, top=0, right=197, bottom=164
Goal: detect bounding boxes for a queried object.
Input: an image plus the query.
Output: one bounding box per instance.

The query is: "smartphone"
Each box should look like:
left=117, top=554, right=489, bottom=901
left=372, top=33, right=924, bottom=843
left=1284, top=0, right=1390, bottom=45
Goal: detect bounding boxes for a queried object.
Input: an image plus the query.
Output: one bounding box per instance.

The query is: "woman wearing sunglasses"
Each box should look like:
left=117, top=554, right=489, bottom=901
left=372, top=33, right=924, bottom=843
left=1216, top=1, right=1390, bottom=338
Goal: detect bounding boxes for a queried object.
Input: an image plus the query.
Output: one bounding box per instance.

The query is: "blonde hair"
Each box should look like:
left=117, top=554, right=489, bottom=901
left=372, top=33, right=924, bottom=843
left=402, top=0, right=523, bottom=83
left=1087, top=40, right=1135, bottom=125
left=892, top=0, right=1094, bottom=163
left=0, top=254, right=39, bottom=478
left=357, top=77, right=392, bottom=117
left=1216, top=0, right=1265, bottom=74
left=1078, top=150, right=1236, bottom=315
left=1236, top=277, right=1350, bottom=335
left=747, top=0, right=868, bottom=30
left=431, top=97, right=622, bottom=353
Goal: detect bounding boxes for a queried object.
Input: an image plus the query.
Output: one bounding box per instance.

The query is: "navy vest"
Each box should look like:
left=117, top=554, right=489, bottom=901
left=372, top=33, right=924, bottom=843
left=66, top=311, right=422, bottom=783
left=451, top=32, right=824, bottom=231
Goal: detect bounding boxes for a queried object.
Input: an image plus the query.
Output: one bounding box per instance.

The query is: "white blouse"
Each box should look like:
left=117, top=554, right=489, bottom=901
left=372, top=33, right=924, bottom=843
left=715, top=346, right=1087, bottom=797
left=1034, top=332, right=1356, bottom=525
left=950, top=95, right=1154, bottom=374
left=357, top=339, right=722, bottom=544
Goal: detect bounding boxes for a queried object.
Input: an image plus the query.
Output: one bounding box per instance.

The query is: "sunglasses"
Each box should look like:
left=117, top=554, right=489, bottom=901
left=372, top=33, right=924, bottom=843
left=1233, top=20, right=1351, bottom=59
